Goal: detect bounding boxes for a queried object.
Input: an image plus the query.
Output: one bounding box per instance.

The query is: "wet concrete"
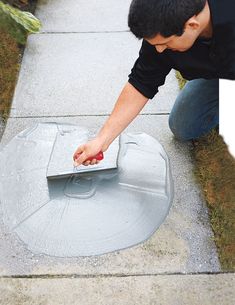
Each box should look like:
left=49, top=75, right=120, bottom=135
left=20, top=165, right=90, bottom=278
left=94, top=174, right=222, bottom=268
left=0, top=116, right=220, bottom=275
left=0, top=123, right=173, bottom=257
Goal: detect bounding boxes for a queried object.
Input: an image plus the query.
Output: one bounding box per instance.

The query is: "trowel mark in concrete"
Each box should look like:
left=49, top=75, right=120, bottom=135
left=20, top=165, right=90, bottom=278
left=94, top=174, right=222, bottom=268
left=0, top=122, right=174, bottom=257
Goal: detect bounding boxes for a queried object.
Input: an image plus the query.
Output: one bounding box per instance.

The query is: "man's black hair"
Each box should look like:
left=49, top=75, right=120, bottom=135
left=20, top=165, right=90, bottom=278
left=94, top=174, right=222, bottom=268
left=128, top=0, right=207, bottom=39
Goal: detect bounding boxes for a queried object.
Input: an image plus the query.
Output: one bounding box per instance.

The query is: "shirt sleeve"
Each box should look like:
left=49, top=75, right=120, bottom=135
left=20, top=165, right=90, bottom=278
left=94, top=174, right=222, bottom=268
left=128, top=40, right=172, bottom=99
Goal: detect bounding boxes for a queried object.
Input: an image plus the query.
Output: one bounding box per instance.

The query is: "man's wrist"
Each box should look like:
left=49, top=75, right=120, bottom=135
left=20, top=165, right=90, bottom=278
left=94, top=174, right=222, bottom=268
left=96, top=133, right=112, bottom=152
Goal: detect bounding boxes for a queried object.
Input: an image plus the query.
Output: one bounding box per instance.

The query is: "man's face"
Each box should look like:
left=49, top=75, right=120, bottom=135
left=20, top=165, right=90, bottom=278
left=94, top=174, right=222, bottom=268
left=145, top=20, right=200, bottom=53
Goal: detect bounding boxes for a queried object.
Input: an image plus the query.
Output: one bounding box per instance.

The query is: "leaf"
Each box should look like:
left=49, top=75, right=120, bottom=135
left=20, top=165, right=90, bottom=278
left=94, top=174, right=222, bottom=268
left=0, top=1, right=42, bottom=44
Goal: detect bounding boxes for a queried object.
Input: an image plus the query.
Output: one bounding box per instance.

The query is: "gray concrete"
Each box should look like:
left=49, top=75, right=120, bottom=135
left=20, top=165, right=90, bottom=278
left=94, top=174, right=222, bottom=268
left=0, top=116, right=220, bottom=275
left=1, top=274, right=235, bottom=305
left=36, top=0, right=131, bottom=32
left=9, top=33, right=179, bottom=118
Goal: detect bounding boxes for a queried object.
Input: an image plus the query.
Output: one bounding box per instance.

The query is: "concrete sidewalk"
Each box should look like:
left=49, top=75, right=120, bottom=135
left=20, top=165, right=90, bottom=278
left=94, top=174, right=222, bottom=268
left=0, top=0, right=234, bottom=303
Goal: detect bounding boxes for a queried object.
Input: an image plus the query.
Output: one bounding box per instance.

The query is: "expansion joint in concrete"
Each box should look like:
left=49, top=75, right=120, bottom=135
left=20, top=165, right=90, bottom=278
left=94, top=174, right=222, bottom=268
left=0, top=271, right=234, bottom=279
left=38, top=31, right=131, bottom=35
left=9, top=113, right=170, bottom=119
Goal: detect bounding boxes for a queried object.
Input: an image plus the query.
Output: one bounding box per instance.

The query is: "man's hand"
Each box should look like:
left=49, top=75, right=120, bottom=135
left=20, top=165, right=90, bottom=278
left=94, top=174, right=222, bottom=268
left=73, top=82, right=149, bottom=167
left=73, top=137, right=106, bottom=167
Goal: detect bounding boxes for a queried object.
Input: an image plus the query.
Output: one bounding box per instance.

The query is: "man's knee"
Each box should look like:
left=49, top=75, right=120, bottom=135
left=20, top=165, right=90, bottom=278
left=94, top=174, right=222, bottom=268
left=168, top=113, right=192, bottom=141
left=169, top=112, right=219, bottom=141
left=168, top=78, right=219, bottom=141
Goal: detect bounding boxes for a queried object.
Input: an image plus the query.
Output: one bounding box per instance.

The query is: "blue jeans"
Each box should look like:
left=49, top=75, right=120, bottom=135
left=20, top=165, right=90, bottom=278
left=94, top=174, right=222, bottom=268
left=168, top=78, right=219, bottom=141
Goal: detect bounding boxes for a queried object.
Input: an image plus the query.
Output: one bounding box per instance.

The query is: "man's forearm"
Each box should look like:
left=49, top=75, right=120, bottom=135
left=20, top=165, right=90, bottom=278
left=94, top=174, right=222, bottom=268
left=73, top=82, right=149, bottom=166
left=97, top=82, right=149, bottom=150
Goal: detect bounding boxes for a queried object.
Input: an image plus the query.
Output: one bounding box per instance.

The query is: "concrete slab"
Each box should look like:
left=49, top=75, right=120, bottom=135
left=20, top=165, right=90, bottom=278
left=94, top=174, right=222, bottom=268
left=9, top=33, right=179, bottom=118
left=36, top=0, right=131, bottom=32
left=1, top=274, right=234, bottom=305
left=0, top=115, right=220, bottom=275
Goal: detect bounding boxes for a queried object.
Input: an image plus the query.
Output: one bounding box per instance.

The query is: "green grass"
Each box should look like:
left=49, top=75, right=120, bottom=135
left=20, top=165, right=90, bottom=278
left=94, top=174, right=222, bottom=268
left=0, top=28, right=22, bottom=120
left=176, top=71, right=235, bottom=271
left=0, top=0, right=35, bottom=120
left=175, top=70, right=187, bottom=90
left=192, top=129, right=235, bottom=270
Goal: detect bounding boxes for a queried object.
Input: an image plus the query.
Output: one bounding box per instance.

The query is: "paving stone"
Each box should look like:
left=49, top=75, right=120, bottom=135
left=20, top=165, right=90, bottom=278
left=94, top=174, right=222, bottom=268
left=36, top=0, right=131, bottom=32
left=0, top=116, right=220, bottom=275
left=9, top=33, right=179, bottom=118
left=1, top=274, right=234, bottom=305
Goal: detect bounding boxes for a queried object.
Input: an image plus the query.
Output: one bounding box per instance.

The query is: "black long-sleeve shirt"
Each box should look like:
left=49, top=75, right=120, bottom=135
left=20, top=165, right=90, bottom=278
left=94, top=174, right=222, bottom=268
left=128, top=0, right=235, bottom=99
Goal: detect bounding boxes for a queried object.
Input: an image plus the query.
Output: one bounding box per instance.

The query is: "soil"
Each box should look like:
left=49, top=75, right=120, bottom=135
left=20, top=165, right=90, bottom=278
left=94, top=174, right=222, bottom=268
left=0, top=0, right=38, bottom=139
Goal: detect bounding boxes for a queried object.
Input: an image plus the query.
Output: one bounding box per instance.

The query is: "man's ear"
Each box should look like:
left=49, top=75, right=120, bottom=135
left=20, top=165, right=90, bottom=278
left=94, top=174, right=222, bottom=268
left=185, top=16, right=200, bottom=31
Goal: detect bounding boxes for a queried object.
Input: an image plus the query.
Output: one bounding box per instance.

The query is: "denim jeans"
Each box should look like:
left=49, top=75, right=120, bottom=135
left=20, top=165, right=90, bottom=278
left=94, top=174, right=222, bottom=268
left=168, top=78, right=219, bottom=141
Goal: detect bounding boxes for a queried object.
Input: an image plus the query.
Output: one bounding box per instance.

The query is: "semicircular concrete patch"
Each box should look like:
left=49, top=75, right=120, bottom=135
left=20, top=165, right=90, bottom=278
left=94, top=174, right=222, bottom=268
left=0, top=123, right=174, bottom=257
